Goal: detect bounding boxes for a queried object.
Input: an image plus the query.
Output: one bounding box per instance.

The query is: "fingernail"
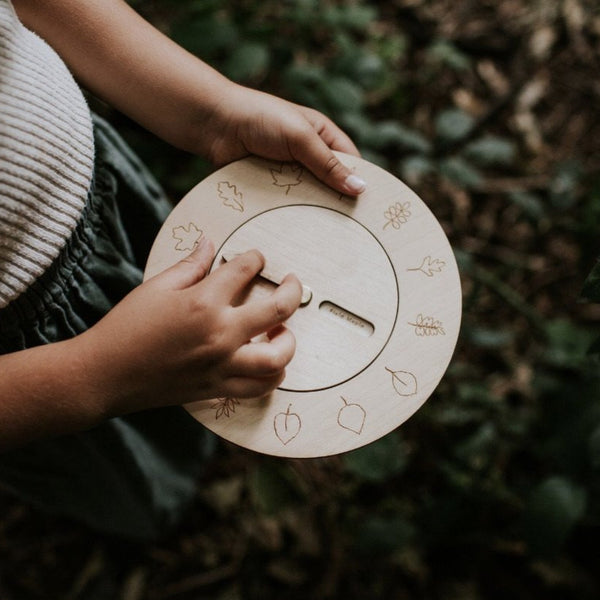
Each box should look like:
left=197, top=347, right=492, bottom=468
left=344, top=174, right=366, bottom=194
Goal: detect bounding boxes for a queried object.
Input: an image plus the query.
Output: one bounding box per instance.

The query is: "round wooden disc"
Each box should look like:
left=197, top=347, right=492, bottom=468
left=144, top=153, right=461, bottom=458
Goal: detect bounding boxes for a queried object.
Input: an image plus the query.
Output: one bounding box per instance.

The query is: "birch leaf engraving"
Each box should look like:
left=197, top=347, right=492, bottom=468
left=385, top=368, right=418, bottom=397
left=408, top=256, right=446, bottom=277
left=270, top=164, right=303, bottom=194
left=172, top=223, right=202, bottom=251
left=217, top=181, right=244, bottom=212
left=337, top=397, right=366, bottom=435
left=409, top=314, right=446, bottom=336
left=274, top=404, right=301, bottom=445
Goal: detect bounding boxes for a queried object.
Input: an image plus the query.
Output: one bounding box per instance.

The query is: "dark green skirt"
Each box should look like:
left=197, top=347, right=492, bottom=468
left=0, top=115, right=214, bottom=541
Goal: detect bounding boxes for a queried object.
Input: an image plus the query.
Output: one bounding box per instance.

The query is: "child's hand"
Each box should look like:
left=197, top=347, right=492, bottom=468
left=14, top=0, right=365, bottom=196
left=201, top=85, right=367, bottom=196
left=79, top=238, right=302, bottom=416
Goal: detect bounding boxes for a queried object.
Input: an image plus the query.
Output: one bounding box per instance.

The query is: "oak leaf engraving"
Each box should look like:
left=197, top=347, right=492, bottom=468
left=217, top=181, right=244, bottom=212
left=172, top=223, right=202, bottom=251
left=270, top=163, right=303, bottom=194
left=408, top=256, right=446, bottom=277
left=409, top=313, right=446, bottom=336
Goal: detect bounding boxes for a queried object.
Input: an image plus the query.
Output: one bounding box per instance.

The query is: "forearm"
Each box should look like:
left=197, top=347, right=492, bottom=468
left=13, top=0, right=364, bottom=193
left=13, top=0, right=232, bottom=152
left=0, top=338, right=107, bottom=450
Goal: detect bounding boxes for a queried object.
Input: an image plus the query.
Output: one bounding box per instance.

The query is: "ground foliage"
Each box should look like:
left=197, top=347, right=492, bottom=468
left=1, top=0, right=600, bottom=598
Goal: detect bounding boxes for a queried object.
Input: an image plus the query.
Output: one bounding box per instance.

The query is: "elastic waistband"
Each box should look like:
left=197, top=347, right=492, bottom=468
left=0, top=159, right=113, bottom=328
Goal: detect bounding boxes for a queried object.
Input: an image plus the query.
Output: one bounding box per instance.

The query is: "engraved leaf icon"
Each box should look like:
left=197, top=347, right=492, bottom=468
left=338, top=397, right=366, bottom=434
left=383, top=201, right=411, bottom=230
left=385, top=368, right=418, bottom=397
left=270, top=163, right=303, bottom=194
left=217, top=181, right=244, bottom=212
left=409, top=314, right=446, bottom=336
left=409, top=256, right=446, bottom=277
left=211, top=397, right=240, bottom=419
left=274, top=404, right=301, bottom=445
left=172, top=223, right=202, bottom=251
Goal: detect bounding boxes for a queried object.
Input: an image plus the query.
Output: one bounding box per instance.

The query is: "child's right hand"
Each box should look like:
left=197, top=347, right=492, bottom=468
left=78, top=237, right=302, bottom=417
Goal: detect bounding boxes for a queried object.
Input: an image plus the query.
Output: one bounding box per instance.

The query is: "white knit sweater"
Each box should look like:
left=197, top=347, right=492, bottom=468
left=0, top=0, right=94, bottom=308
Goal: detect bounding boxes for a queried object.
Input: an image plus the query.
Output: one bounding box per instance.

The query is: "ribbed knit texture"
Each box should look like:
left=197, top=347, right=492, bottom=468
left=0, top=0, right=94, bottom=308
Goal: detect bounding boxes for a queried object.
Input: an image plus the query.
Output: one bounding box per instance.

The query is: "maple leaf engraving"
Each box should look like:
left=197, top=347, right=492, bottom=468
left=408, top=313, right=446, bottom=336
left=408, top=256, right=446, bottom=277
left=217, top=181, right=244, bottom=212
left=172, top=223, right=203, bottom=251
left=211, top=397, right=240, bottom=419
left=270, top=163, right=303, bottom=194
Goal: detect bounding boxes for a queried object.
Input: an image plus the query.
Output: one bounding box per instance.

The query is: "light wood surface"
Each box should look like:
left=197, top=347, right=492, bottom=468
left=144, top=152, right=462, bottom=458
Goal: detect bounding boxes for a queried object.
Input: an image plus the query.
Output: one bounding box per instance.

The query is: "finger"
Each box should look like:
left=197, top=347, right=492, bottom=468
left=150, top=236, right=215, bottom=290
left=236, top=273, right=302, bottom=340
left=298, top=105, right=361, bottom=157
left=222, top=371, right=287, bottom=399
left=198, top=249, right=265, bottom=303
left=290, top=124, right=367, bottom=196
left=227, top=324, right=296, bottom=378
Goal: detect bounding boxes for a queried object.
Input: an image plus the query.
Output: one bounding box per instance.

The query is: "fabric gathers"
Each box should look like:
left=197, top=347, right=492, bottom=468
left=0, top=0, right=94, bottom=308
left=0, top=1, right=214, bottom=540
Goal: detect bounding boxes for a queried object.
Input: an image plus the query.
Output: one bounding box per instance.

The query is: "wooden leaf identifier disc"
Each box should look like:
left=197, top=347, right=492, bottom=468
left=144, top=152, right=462, bottom=458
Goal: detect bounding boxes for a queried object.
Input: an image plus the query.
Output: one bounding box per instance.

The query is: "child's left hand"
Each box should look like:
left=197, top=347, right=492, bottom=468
left=14, top=0, right=366, bottom=196
left=198, top=84, right=366, bottom=197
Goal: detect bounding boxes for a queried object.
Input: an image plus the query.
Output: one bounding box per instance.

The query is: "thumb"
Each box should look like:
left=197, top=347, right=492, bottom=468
left=294, top=135, right=367, bottom=196
left=150, top=236, right=215, bottom=290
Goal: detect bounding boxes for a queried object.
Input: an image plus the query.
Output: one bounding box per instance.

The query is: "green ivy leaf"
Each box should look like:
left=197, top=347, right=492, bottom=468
left=581, top=260, right=600, bottom=303
left=466, top=326, right=514, bottom=349
left=454, top=422, right=497, bottom=470
left=427, top=39, right=471, bottom=71
left=224, top=42, right=270, bottom=82
left=172, top=16, right=238, bottom=58
left=352, top=52, right=386, bottom=89
left=282, top=64, right=327, bottom=111
left=248, top=463, right=304, bottom=515
left=435, top=108, right=475, bottom=142
left=543, top=319, right=596, bottom=368
left=343, top=434, right=407, bottom=482
left=589, top=425, right=600, bottom=469
left=509, top=191, right=546, bottom=221
left=550, top=160, right=583, bottom=209
left=353, top=515, right=414, bottom=555
left=464, top=135, right=517, bottom=166
left=439, top=156, right=483, bottom=189
left=319, top=76, right=364, bottom=113
left=339, top=112, right=375, bottom=145
left=283, top=63, right=326, bottom=88
left=322, top=5, right=377, bottom=29
left=400, top=155, right=435, bottom=184
left=364, top=121, right=431, bottom=153
left=523, top=476, right=587, bottom=556
left=359, top=148, right=389, bottom=169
